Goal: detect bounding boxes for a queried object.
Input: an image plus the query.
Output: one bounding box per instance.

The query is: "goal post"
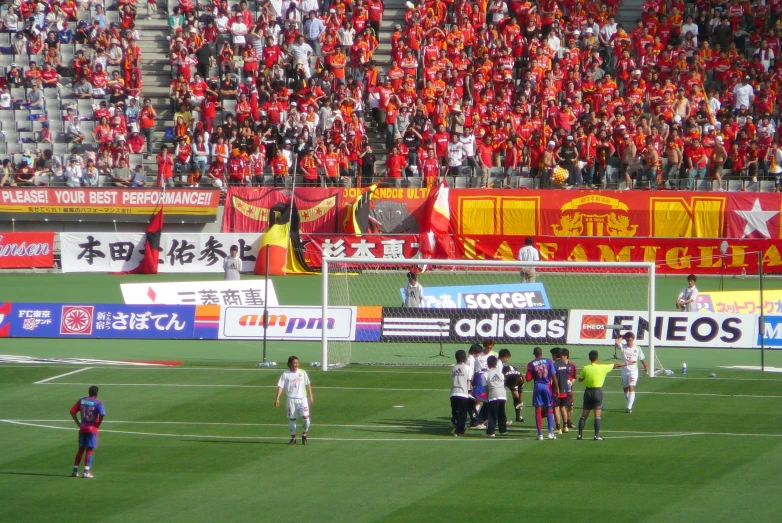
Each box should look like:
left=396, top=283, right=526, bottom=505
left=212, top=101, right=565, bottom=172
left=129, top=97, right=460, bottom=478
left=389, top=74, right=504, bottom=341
left=322, top=257, right=656, bottom=375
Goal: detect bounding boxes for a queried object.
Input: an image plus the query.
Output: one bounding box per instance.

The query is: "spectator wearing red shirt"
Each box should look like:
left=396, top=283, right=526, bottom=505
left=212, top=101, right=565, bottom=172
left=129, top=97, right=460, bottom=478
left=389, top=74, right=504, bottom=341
left=385, top=145, right=407, bottom=187
left=156, top=145, right=174, bottom=188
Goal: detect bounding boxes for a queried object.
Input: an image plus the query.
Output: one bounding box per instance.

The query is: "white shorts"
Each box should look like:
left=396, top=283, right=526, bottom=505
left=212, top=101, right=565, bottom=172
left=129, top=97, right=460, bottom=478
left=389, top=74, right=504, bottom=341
left=622, top=368, right=639, bottom=388
left=286, top=397, right=310, bottom=419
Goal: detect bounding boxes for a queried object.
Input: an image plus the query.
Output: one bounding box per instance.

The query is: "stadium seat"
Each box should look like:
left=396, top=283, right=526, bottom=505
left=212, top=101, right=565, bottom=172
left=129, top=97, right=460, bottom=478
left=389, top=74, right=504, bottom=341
left=745, top=181, right=759, bottom=192
left=695, top=179, right=712, bottom=192
left=727, top=180, right=743, bottom=192
left=453, top=176, right=469, bottom=188
left=407, top=177, right=422, bottom=188
left=760, top=181, right=776, bottom=192
left=469, top=177, right=482, bottom=188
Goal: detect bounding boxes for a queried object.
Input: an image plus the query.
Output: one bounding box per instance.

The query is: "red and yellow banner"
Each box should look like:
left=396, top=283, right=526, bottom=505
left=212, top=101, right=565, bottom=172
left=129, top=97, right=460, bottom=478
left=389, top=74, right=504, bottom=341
left=223, top=187, right=431, bottom=234
left=449, top=189, right=782, bottom=239
left=455, top=235, right=782, bottom=274
left=0, top=188, right=220, bottom=223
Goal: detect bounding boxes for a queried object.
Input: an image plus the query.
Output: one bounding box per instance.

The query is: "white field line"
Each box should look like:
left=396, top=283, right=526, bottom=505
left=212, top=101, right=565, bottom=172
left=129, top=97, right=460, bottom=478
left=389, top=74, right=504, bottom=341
left=6, top=363, right=782, bottom=381
left=32, top=381, right=782, bottom=399
left=2, top=420, right=781, bottom=442
left=0, top=419, right=688, bottom=434
left=33, top=368, right=92, bottom=385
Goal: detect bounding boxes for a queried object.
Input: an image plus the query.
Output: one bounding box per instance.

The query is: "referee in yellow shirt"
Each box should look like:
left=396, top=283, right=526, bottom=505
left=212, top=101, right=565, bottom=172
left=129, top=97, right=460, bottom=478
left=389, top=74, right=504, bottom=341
left=577, top=350, right=627, bottom=441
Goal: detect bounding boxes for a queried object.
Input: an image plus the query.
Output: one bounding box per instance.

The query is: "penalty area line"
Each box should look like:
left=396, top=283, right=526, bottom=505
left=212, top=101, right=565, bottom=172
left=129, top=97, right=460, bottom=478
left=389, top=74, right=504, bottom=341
left=2, top=420, right=782, bottom=440
left=33, top=382, right=782, bottom=399
left=33, top=368, right=92, bottom=385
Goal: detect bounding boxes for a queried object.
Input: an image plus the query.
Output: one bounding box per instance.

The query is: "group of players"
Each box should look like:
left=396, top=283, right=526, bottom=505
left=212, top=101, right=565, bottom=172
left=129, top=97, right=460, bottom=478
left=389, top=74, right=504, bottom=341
left=450, top=334, right=648, bottom=440
left=66, top=337, right=648, bottom=477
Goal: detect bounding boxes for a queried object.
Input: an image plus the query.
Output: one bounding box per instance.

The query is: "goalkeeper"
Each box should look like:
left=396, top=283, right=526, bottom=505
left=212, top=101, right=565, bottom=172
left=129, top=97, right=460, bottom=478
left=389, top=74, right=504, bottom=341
left=498, top=348, right=524, bottom=423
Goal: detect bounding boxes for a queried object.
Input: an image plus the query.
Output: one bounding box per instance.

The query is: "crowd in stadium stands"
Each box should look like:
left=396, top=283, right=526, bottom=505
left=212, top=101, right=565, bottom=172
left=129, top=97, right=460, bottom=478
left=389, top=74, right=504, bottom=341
left=1, top=0, right=782, bottom=191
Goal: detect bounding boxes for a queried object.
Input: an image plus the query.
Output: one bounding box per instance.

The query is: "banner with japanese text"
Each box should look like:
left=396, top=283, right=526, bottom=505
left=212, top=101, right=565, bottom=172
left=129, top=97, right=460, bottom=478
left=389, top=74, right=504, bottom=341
left=452, top=235, right=782, bottom=274
left=0, top=232, right=54, bottom=269
left=0, top=188, right=220, bottom=222
left=60, top=233, right=262, bottom=273
left=299, top=234, right=421, bottom=269
left=7, top=303, right=198, bottom=339
left=223, top=187, right=431, bottom=235
left=448, top=190, right=782, bottom=239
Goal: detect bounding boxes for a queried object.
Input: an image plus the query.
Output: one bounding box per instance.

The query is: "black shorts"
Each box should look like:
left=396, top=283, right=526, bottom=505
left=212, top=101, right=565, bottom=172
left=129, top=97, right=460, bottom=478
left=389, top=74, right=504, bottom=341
left=505, top=375, right=522, bottom=392
left=554, top=396, right=569, bottom=407
left=582, top=388, right=604, bottom=410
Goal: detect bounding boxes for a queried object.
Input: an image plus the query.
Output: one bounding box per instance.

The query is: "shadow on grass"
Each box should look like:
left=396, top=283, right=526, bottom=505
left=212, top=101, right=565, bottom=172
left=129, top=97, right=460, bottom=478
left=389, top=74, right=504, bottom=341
left=357, top=418, right=539, bottom=437
left=0, top=471, right=71, bottom=478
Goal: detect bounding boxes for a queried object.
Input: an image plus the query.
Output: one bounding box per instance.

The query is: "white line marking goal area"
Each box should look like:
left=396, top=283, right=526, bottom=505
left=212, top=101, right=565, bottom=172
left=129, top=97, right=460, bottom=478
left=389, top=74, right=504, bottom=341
left=1, top=419, right=781, bottom=442
left=31, top=381, right=782, bottom=400
left=33, top=367, right=92, bottom=385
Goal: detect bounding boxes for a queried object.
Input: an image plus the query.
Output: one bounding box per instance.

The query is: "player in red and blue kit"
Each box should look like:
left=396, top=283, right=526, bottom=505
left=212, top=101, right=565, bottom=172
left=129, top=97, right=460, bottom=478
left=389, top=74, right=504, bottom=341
left=525, top=347, right=559, bottom=440
left=70, top=386, right=105, bottom=479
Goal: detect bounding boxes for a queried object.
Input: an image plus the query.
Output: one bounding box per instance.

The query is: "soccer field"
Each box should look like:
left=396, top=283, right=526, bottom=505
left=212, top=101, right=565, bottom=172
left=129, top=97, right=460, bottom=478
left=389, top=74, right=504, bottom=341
left=1, top=364, right=782, bottom=522
left=1, top=272, right=782, bottom=521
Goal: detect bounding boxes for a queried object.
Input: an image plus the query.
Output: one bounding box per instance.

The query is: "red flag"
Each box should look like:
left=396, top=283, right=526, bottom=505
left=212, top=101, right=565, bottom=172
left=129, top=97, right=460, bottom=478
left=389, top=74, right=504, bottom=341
left=420, top=179, right=454, bottom=259
left=138, top=208, right=164, bottom=274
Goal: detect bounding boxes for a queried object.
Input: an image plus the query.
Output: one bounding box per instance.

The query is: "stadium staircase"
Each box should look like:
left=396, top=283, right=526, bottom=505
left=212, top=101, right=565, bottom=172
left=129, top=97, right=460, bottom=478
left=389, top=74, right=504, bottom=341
left=133, top=0, right=409, bottom=180
left=616, top=0, right=645, bottom=32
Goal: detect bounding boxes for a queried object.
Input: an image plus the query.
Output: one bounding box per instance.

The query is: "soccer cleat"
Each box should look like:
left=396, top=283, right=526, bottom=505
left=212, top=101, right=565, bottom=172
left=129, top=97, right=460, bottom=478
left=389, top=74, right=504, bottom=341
left=472, top=423, right=487, bottom=430
left=498, top=431, right=507, bottom=436
left=482, top=433, right=495, bottom=438
left=452, top=432, right=461, bottom=437
left=576, top=434, right=583, bottom=440
left=302, top=435, right=307, bottom=445
left=536, top=434, right=544, bottom=441
left=594, top=436, right=604, bottom=441
left=516, top=416, right=524, bottom=423
left=71, top=471, right=78, bottom=477
left=506, top=420, right=512, bottom=426
left=289, top=437, right=297, bottom=445
left=563, top=426, right=569, bottom=433
left=555, top=429, right=562, bottom=434
left=626, top=408, right=632, bottom=414
left=547, top=433, right=557, bottom=440
left=82, top=472, right=94, bottom=479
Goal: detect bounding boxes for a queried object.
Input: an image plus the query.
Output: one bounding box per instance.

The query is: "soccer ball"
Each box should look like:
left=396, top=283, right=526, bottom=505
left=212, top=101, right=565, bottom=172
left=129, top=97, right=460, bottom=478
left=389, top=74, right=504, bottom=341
left=552, top=166, right=569, bottom=186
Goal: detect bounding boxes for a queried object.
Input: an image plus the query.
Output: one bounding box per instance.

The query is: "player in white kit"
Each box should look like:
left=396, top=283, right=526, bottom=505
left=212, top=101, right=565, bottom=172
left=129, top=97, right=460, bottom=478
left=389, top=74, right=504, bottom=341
left=275, top=356, right=315, bottom=445
left=615, top=332, right=648, bottom=413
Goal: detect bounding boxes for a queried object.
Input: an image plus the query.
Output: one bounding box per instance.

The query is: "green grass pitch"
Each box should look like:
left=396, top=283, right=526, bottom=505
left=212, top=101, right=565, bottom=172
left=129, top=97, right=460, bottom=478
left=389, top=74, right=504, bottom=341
left=1, top=273, right=782, bottom=521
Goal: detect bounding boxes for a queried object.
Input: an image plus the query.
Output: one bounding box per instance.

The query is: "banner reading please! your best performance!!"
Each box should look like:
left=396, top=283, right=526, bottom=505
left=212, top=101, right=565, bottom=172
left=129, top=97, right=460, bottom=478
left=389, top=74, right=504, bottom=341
left=0, top=188, right=221, bottom=222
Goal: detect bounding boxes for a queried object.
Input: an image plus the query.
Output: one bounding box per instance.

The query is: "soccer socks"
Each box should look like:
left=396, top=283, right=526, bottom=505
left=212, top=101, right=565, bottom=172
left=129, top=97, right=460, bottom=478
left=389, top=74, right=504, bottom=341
left=85, top=450, right=93, bottom=467
left=74, top=448, right=84, bottom=466
left=302, top=417, right=310, bottom=435
left=594, top=417, right=602, bottom=437
left=628, top=392, right=636, bottom=410
left=578, top=416, right=586, bottom=436
left=535, top=409, right=543, bottom=435
left=546, top=410, right=555, bottom=435
left=289, top=419, right=297, bottom=436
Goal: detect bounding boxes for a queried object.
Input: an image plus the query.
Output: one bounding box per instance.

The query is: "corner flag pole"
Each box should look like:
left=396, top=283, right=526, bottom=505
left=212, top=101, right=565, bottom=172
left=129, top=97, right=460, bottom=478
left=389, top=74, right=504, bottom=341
left=759, top=251, right=766, bottom=372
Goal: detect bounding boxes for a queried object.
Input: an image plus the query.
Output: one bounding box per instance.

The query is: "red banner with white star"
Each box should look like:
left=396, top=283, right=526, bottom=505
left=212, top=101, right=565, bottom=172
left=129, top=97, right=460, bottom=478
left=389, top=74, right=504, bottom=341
left=725, top=193, right=782, bottom=239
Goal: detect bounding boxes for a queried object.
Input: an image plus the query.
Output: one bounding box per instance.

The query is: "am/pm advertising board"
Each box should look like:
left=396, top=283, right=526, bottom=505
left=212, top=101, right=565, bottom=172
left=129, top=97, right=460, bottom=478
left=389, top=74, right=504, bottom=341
left=219, top=306, right=357, bottom=341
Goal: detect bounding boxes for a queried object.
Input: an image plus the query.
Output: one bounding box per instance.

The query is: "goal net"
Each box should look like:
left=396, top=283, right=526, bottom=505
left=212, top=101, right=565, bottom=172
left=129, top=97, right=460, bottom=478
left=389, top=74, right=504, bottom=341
left=322, top=258, right=658, bottom=373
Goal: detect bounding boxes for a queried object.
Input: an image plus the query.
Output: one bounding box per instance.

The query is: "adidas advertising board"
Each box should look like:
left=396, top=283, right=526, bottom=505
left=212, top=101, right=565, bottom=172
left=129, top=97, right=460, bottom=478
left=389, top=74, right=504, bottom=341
left=380, top=308, right=568, bottom=344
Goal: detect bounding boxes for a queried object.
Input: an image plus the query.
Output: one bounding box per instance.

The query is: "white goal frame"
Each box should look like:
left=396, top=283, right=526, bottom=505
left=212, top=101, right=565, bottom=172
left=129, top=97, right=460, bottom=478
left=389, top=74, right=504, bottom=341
left=321, top=257, right=656, bottom=375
